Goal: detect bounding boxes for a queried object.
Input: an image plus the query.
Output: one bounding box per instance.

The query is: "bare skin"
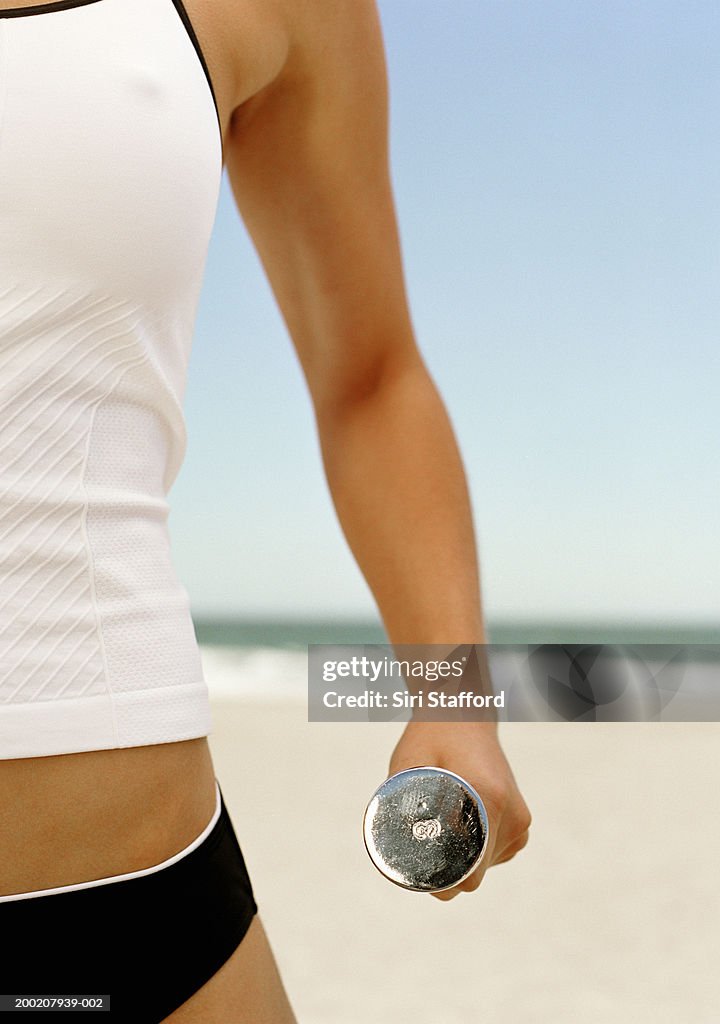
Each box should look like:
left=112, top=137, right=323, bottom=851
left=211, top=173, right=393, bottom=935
left=0, top=0, right=531, bottom=1021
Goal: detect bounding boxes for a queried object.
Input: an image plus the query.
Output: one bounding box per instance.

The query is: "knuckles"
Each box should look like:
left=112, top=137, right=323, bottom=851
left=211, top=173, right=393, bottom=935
left=479, top=782, right=532, bottom=839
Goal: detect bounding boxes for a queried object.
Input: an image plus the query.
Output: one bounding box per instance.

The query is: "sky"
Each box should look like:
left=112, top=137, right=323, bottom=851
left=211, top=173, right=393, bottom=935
left=171, top=0, right=719, bottom=624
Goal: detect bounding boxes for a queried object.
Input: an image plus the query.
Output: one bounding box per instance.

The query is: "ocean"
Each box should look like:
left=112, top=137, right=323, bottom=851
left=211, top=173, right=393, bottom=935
left=194, top=617, right=720, bottom=706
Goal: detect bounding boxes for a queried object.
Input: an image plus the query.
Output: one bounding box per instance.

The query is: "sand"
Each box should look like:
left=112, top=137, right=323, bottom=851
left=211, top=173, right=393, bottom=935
left=207, top=698, right=720, bottom=1024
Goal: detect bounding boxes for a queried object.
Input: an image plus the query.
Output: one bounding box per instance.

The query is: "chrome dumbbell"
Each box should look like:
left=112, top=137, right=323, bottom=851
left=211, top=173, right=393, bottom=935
left=363, top=766, right=489, bottom=893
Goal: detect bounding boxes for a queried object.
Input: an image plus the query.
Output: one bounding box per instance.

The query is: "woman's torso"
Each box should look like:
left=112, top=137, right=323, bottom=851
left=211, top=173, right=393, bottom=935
left=0, top=0, right=291, bottom=897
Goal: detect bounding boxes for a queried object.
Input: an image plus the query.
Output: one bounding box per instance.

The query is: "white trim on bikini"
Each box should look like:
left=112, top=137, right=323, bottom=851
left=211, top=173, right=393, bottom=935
left=0, top=779, right=222, bottom=903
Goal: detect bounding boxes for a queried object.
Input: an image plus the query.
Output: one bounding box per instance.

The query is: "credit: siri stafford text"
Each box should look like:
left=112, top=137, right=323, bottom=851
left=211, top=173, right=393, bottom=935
left=322, top=689, right=504, bottom=709
left=308, top=643, right=717, bottom=722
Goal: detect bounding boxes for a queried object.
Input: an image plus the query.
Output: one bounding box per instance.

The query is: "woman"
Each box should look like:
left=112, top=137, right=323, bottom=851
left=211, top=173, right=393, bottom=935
left=0, top=0, right=531, bottom=1020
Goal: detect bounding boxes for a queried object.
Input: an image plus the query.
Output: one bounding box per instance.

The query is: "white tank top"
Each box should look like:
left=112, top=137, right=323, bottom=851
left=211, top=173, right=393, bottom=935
left=0, top=0, right=222, bottom=758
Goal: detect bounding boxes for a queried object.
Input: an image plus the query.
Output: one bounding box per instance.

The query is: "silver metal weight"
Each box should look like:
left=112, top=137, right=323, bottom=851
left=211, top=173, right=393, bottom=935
left=362, top=766, right=489, bottom=892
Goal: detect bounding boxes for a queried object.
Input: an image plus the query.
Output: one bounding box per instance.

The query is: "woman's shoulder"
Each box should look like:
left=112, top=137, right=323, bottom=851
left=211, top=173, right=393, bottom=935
left=219, top=0, right=382, bottom=108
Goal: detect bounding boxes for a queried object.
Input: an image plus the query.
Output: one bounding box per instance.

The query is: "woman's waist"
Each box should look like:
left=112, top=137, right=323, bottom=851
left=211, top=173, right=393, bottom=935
left=0, top=737, right=217, bottom=899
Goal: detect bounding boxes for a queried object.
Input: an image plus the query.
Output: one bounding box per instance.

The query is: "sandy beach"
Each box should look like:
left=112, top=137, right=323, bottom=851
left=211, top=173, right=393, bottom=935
left=207, top=697, right=720, bottom=1023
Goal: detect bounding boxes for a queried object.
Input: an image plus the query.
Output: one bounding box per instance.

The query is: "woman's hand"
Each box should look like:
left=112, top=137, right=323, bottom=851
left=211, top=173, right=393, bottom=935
left=388, top=720, right=532, bottom=900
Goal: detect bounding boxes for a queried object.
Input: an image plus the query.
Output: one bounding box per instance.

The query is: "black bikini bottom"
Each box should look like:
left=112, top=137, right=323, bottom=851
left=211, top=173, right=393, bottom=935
left=0, top=780, right=258, bottom=1022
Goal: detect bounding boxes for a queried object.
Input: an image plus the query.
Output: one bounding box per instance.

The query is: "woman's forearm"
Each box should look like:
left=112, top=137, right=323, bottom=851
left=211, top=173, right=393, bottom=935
left=318, top=354, right=532, bottom=899
left=316, top=355, right=486, bottom=647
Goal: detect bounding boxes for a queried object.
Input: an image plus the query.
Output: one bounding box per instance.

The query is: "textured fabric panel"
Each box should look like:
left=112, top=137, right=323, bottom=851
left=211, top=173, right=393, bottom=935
left=0, top=284, right=146, bottom=706
left=82, top=348, right=207, bottom=696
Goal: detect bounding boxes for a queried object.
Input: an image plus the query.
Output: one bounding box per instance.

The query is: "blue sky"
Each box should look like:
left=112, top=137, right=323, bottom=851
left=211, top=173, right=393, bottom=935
left=172, top=0, right=719, bottom=624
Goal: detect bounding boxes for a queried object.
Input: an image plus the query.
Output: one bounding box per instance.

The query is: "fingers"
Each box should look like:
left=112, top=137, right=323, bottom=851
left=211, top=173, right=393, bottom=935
left=493, top=829, right=530, bottom=865
left=459, top=865, right=485, bottom=891
left=429, top=862, right=488, bottom=901
left=431, top=888, right=459, bottom=902
left=429, top=825, right=531, bottom=900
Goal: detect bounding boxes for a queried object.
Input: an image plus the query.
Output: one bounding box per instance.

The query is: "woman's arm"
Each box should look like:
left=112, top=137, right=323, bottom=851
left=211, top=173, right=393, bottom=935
left=225, top=0, right=531, bottom=896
